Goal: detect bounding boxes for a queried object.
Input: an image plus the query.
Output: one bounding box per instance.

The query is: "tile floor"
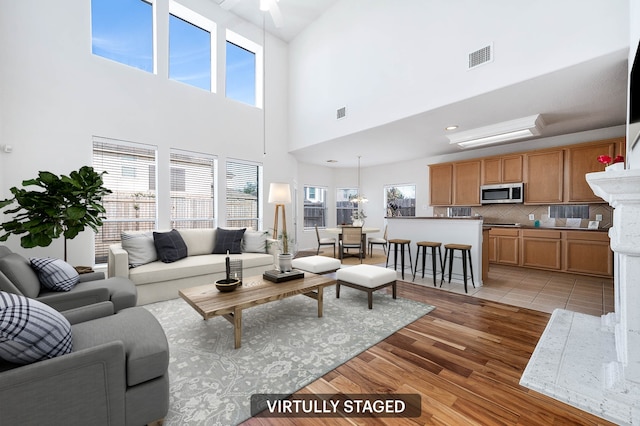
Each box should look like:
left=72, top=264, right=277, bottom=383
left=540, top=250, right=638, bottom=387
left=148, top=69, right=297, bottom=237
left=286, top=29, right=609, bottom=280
left=380, top=254, right=614, bottom=316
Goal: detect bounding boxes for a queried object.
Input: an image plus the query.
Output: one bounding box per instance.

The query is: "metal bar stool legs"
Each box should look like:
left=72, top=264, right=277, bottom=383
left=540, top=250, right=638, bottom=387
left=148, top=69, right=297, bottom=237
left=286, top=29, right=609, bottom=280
left=413, top=241, right=443, bottom=286
left=385, top=239, right=413, bottom=280
left=440, top=243, right=475, bottom=293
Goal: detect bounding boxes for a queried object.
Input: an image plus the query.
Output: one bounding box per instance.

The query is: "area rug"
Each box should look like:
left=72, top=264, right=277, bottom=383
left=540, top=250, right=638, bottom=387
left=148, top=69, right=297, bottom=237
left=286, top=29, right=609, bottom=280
left=143, top=286, right=434, bottom=425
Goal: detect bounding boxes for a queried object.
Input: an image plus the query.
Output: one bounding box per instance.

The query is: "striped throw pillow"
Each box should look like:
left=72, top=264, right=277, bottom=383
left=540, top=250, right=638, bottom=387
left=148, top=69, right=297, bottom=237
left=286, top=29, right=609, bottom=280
left=30, top=257, right=79, bottom=292
left=0, top=291, right=73, bottom=364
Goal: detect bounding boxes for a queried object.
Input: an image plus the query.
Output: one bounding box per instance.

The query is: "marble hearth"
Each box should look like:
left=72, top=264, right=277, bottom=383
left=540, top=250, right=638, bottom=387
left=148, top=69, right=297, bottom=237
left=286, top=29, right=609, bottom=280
left=520, top=169, right=640, bottom=425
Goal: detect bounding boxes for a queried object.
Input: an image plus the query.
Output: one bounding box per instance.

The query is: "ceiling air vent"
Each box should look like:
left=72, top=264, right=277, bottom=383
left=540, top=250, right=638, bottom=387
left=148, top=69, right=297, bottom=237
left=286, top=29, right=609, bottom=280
left=336, top=106, right=347, bottom=120
left=468, top=44, right=493, bottom=69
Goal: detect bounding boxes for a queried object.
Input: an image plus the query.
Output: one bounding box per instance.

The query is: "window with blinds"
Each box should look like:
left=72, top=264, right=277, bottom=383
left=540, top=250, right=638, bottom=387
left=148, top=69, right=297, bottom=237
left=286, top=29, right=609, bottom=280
left=92, top=137, right=157, bottom=264
left=170, top=149, right=216, bottom=229
left=226, top=160, right=261, bottom=230
left=304, top=186, right=327, bottom=229
left=337, top=188, right=358, bottom=226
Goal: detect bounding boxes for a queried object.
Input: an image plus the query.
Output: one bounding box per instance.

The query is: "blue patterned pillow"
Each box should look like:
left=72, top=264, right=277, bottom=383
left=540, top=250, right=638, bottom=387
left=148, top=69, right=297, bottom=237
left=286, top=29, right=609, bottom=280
left=0, top=291, right=73, bottom=364
left=30, top=258, right=80, bottom=292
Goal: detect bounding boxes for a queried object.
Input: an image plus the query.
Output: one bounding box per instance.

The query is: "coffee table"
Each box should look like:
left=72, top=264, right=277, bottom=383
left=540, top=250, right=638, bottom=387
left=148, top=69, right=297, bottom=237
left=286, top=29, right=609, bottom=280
left=179, top=273, right=336, bottom=349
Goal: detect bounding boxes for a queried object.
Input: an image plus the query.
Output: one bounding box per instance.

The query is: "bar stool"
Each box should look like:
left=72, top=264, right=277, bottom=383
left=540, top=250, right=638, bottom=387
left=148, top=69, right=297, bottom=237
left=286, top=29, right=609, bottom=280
left=385, top=239, right=413, bottom=280
left=440, top=243, right=475, bottom=293
left=413, top=241, right=443, bottom=286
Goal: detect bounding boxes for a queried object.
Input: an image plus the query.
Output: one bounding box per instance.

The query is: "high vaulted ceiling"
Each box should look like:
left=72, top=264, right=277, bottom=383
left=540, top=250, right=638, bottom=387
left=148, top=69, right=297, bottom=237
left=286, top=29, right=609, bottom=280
left=215, top=0, right=629, bottom=168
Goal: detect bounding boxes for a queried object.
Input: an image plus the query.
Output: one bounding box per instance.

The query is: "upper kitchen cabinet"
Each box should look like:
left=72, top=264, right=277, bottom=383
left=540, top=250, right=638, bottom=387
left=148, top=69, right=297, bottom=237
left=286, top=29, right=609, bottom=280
left=453, top=160, right=481, bottom=206
left=564, top=138, right=625, bottom=203
left=524, top=149, right=564, bottom=204
left=481, top=155, right=523, bottom=185
left=429, top=163, right=453, bottom=206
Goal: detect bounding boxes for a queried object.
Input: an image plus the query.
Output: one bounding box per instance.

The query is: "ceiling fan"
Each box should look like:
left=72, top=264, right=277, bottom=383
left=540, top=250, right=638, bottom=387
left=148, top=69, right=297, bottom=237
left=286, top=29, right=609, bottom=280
left=218, top=0, right=283, bottom=28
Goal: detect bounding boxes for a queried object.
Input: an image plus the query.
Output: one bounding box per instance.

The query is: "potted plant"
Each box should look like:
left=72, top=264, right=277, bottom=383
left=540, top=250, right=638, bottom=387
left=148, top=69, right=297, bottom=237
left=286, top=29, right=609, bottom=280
left=351, top=209, right=367, bottom=226
left=0, top=166, right=112, bottom=261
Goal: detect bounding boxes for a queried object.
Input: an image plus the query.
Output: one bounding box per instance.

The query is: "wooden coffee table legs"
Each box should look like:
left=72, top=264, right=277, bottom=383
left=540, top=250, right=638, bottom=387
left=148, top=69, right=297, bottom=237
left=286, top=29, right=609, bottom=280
left=219, top=287, right=325, bottom=349
left=303, top=286, right=324, bottom=317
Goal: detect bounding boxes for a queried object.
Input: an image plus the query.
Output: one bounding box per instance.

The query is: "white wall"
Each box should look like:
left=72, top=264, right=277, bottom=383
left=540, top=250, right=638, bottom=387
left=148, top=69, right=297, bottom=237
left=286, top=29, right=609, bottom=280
left=0, top=0, right=294, bottom=266
left=288, top=0, right=628, bottom=152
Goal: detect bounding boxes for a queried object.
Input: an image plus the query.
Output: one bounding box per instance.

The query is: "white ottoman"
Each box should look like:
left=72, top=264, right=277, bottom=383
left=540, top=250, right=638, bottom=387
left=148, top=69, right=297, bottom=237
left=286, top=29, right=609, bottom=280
left=291, top=256, right=341, bottom=274
left=335, top=265, right=397, bottom=309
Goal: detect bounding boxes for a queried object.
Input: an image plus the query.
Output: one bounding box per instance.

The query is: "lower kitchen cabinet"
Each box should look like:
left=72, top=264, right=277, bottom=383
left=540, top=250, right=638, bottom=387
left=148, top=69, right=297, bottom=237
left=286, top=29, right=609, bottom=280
left=564, top=231, right=613, bottom=276
left=521, top=229, right=562, bottom=270
left=488, top=227, right=612, bottom=278
left=488, top=228, right=520, bottom=265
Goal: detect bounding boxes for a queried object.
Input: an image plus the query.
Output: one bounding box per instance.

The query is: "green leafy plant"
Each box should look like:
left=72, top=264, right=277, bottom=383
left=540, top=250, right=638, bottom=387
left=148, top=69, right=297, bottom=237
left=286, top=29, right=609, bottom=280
left=0, top=166, right=112, bottom=261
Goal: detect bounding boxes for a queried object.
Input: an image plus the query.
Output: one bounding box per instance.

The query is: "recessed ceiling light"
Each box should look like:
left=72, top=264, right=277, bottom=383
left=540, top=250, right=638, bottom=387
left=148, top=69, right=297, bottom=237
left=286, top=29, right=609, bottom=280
left=326, top=159, right=338, bottom=163
left=445, top=125, right=458, bottom=131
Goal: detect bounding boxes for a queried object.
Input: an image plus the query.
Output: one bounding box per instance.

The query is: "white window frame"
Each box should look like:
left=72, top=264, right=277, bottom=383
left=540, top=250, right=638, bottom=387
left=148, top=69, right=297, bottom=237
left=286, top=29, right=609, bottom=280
left=169, top=0, right=217, bottom=92
left=303, top=186, right=328, bottom=230
left=170, top=148, right=218, bottom=229
left=225, top=159, right=263, bottom=230
left=226, top=29, right=263, bottom=108
left=384, top=183, right=416, bottom=217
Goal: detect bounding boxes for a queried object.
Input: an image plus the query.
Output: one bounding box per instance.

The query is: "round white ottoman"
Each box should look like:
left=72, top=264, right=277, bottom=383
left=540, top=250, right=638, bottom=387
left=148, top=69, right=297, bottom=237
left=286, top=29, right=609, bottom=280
left=335, top=264, right=397, bottom=309
left=291, top=256, right=341, bottom=274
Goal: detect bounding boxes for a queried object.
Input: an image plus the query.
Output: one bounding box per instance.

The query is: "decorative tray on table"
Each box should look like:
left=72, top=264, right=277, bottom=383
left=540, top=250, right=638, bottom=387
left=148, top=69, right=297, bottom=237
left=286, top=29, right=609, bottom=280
left=263, top=269, right=304, bottom=283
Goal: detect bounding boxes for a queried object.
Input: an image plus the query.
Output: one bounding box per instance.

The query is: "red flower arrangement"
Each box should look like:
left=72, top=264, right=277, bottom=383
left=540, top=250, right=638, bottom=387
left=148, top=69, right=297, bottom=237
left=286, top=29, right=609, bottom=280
left=597, top=155, right=624, bottom=167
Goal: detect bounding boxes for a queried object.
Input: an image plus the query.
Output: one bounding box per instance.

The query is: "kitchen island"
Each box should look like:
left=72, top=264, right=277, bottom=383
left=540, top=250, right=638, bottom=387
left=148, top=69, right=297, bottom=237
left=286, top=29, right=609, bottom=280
left=386, top=217, right=484, bottom=286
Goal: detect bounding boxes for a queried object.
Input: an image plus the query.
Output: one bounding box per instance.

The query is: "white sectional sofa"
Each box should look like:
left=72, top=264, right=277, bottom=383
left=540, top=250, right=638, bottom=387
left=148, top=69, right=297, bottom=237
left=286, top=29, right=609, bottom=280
left=108, top=228, right=276, bottom=305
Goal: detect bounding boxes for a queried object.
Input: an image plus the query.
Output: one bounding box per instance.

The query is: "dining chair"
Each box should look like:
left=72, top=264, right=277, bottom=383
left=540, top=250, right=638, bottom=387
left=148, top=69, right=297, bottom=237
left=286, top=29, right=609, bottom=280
left=368, top=225, right=388, bottom=257
left=315, top=225, right=336, bottom=257
left=340, top=226, right=364, bottom=262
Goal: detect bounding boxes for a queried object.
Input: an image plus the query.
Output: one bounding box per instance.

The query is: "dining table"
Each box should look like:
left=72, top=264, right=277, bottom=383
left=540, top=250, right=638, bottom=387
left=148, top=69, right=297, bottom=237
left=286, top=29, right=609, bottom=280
left=324, top=227, right=381, bottom=258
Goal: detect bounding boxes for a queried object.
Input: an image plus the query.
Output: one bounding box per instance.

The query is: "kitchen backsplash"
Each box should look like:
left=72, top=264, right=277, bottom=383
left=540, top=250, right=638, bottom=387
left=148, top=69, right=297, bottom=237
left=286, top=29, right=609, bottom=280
left=433, top=204, right=613, bottom=229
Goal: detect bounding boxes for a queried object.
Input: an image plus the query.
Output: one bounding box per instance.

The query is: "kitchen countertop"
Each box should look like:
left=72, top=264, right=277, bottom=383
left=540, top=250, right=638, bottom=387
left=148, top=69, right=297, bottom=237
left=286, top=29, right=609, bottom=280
left=483, top=223, right=610, bottom=232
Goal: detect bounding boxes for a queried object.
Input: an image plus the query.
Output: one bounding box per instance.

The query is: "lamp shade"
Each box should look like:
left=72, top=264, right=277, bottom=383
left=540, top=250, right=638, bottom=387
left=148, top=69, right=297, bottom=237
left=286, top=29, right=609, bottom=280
left=268, top=182, right=291, bottom=204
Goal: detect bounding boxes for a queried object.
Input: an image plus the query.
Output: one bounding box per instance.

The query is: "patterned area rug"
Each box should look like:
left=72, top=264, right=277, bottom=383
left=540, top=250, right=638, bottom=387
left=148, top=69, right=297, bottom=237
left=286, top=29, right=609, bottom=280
left=143, top=286, right=434, bottom=425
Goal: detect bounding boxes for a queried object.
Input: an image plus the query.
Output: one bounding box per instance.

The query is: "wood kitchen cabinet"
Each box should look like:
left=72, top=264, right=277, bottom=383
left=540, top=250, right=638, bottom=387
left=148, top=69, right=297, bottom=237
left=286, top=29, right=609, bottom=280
left=488, top=228, right=520, bottom=265
left=481, top=155, right=523, bottom=185
left=564, top=138, right=625, bottom=203
left=564, top=231, right=613, bottom=277
left=521, top=229, right=562, bottom=270
left=524, top=149, right=564, bottom=204
left=453, top=160, right=481, bottom=205
left=429, top=163, right=453, bottom=206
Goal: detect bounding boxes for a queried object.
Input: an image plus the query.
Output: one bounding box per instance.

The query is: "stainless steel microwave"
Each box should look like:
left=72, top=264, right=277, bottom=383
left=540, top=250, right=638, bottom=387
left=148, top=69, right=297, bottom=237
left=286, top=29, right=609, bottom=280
left=480, top=183, right=524, bottom=204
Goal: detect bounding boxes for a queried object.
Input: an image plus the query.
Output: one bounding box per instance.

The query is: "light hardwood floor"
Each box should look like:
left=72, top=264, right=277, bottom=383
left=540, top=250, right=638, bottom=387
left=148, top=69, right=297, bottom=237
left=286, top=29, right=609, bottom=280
left=241, top=251, right=616, bottom=425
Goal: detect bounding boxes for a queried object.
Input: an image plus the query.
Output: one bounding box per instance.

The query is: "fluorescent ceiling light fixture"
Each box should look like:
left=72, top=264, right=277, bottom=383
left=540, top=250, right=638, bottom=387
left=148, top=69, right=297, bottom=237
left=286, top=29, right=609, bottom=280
left=448, top=114, right=545, bottom=149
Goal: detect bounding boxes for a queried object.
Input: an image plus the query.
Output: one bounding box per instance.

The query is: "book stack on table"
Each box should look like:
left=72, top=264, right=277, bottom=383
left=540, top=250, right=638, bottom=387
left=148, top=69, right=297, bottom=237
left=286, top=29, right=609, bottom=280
left=263, top=269, right=305, bottom=283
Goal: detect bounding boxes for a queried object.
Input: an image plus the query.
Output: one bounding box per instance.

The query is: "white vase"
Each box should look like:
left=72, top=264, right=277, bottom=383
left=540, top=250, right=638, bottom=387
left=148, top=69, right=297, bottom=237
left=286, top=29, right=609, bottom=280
left=278, top=253, right=293, bottom=272
left=352, top=219, right=363, bottom=227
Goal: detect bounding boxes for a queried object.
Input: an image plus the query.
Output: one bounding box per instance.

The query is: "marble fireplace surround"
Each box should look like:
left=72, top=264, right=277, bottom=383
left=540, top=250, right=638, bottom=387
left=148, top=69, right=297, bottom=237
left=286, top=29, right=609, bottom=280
left=520, top=169, right=640, bottom=425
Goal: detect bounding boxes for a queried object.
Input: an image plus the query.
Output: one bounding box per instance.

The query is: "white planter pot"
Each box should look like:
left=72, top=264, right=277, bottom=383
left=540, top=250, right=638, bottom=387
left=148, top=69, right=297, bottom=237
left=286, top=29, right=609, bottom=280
left=278, top=253, right=293, bottom=272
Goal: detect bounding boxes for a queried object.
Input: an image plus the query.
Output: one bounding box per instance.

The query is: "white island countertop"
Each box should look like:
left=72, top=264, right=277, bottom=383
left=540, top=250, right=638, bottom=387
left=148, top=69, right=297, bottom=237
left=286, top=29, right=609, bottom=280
left=386, top=217, right=484, bottom=286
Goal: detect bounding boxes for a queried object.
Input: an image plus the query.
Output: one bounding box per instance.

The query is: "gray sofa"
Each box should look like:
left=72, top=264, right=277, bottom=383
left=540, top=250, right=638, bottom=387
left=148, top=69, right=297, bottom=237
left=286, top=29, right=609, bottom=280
left=108, top=228, right=276, bottom=305
left=0, top=299, right=169, bottom=426
left=0, top=245, right=137, bottom=312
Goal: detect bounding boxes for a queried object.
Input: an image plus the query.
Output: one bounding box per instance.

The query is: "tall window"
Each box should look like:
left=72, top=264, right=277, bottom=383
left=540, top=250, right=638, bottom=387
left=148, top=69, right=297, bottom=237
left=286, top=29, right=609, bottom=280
left=170, top=149, right=217, bottom=229
left=91, top=0, right=154, bottom=73
left=385, top=184, right=416, bottom=217
left=226, top=30, right=263, bottom=107
left=226, top=160, right=262, bottom=229
left=304, top=186, right=327, bottom=229
left=337, top=188, right=358, bottom=225
left=93, top=137, right=157, bottom=264
left=169, top=1, right=216, bottom=91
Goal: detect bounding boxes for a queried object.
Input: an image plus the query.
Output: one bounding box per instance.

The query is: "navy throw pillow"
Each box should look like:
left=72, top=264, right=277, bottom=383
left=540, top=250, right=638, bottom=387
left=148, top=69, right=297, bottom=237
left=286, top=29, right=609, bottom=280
left=153, top=230, right=188, bottom=263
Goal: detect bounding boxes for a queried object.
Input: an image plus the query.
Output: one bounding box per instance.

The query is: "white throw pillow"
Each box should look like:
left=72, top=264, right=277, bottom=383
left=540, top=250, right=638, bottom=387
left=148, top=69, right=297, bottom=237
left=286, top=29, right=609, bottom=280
left=242, top=231, right=268, bottom=253
left=121, top=231, right=157, bottom=267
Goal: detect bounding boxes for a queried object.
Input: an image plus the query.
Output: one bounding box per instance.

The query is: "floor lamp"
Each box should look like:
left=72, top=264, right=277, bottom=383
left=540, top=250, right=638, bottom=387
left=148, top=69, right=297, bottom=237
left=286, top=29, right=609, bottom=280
left=268, top=182, right=291, bottom=253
